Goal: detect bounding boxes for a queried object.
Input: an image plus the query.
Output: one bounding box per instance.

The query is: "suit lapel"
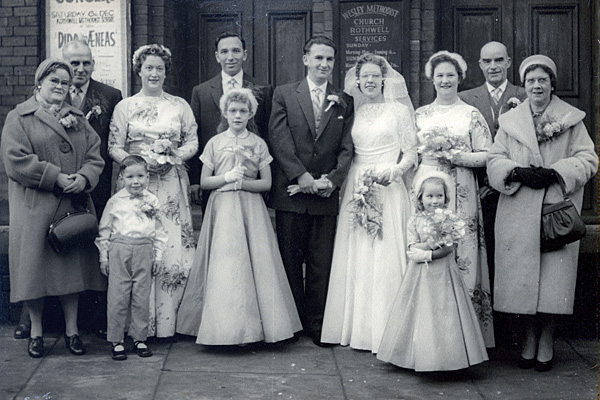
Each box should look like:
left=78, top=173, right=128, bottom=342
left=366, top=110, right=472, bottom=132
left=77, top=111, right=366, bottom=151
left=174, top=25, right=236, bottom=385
left=316, top=85, right=335, bottom=139
left=209, top=75, right=223, bottom=110
left=296, top=79, right=317, bottom=138
left=474, top=85, right=493, bottom=124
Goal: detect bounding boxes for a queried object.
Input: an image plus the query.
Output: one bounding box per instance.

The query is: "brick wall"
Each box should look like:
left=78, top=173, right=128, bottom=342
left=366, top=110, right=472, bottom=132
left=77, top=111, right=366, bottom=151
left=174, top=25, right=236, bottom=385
left=0, top=0, right=41, bottom=127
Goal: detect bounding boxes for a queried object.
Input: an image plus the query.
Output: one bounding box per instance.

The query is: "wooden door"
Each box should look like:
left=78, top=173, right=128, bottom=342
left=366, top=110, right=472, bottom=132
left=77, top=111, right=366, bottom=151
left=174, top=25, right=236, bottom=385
left=439, top=0, right=595, bottom=218
left=254, top=0, right=313, bottom=87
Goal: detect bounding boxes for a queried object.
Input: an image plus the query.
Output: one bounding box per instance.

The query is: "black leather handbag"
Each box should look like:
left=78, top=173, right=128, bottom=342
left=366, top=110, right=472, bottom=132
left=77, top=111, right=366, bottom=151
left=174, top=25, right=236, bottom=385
left=540, top=177, right=586, bottom=252
left=48, top=194, right=98, bottom=253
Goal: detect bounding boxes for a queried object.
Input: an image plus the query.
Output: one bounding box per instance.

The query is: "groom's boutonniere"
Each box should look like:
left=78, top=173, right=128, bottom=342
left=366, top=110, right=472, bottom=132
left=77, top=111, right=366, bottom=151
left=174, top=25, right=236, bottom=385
left=325, top=94, right=346, bottom=112
left=85, top=105, right=102, bottom=121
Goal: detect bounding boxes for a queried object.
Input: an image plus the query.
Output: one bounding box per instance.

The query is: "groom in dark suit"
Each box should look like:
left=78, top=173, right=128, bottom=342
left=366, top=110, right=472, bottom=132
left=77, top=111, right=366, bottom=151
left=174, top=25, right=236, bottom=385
left=62, top=39, right=122, bottom=337
left=269, top=36, right=354, bottom=346
left=188, top=31, right=273, bottom=212
left=459, top=41, right=526, bottom=347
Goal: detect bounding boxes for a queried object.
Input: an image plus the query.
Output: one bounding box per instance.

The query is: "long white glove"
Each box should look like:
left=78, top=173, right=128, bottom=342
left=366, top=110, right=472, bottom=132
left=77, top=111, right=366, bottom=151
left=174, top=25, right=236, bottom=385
left=223, top=165, right=246, bottom=183
left=407, top=248, right=432, bottom=263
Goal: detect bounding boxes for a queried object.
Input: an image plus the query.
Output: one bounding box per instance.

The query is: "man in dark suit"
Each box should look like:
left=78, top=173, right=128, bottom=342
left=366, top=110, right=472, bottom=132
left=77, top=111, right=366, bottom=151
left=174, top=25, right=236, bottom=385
left=188, top=31, right=273, bottom=211
left=269, top=36, right=354, bottom=346
left=63, top=39, right=123, bottom=219
left=62, top=39, right=122, bottom=337
left=459, top=41, right=526, bottom=347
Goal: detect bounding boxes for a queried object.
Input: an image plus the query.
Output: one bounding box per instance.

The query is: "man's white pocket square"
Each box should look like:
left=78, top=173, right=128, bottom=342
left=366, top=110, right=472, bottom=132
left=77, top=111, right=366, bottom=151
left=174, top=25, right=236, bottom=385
left=337, top=115, right=344, bottom=120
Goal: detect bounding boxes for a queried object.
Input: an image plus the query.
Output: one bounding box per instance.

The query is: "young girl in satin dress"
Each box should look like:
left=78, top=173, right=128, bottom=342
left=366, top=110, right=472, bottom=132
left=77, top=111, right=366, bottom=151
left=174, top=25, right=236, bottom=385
left=176, top=88, right=302, bottom=345
left=377, top=171, right=488, bottom=371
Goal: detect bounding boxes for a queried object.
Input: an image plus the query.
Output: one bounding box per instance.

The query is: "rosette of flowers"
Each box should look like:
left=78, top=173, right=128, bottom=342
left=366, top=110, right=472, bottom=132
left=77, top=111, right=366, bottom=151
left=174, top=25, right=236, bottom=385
left=417, top=126, right=468, bottom=164
left=420, top=208, right=467, bottom=249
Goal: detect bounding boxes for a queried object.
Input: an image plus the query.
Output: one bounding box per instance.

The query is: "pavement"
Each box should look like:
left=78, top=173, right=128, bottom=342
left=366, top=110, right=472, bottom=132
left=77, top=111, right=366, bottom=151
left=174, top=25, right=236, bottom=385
left=0, top=325, right=597, bottom=400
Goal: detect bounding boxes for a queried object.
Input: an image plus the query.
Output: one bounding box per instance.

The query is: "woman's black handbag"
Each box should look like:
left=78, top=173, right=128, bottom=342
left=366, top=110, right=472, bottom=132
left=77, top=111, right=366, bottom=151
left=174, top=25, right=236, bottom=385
left=48, top=194, right=99, bottom=253
left=540, top=177, right=586, bottom=252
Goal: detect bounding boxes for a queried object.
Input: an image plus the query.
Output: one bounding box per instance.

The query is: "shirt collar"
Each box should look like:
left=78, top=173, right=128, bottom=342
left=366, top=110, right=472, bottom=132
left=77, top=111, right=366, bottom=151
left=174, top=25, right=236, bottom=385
left=485, top=80, right=508, bottom=95
left=307, top=77, right=328, bottom=94
left=223, top=128, right=250, bottom=139
left=70, top=80, right=90, bottom=95
left=222, top=70, right=244, bottom=87
left=116, top=188, right=149, bottom=199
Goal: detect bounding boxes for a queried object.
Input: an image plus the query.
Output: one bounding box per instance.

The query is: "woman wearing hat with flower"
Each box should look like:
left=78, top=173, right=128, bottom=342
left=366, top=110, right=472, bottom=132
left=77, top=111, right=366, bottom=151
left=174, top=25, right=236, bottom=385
left=108, top=44, right=198, bottom=338
left=1, top=58, right=105, bottom=358
left=487, top=55, right=597, bottom=371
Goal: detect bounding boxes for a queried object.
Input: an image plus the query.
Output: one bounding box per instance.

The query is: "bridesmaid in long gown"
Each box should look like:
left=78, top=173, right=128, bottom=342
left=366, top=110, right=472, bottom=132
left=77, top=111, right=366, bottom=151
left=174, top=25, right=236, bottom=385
left=321, top=53, right=417, bottom=353
left=412, top=50, right=495, bottom=347
left=109, top=44, right=198, bottom=338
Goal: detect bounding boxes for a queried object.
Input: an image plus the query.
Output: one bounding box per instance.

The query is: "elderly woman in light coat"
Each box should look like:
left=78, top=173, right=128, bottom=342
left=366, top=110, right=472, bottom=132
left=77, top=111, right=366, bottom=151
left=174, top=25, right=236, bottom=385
left=1, top=59, right=106, bottom=358
left=487, top=55, right=597, bottom=372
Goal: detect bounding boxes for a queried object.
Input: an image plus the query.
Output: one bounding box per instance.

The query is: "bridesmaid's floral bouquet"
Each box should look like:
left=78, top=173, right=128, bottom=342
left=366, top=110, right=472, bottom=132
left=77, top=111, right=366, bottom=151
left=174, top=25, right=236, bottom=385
left=535, top=112, right=572, bottom=143
left=421, top=208, right=467, bottom=249
left=417, top=127, right=468, bottom=164
left=141, top=132, right=181, bottom=165
left=349, top=168, right=387, bottom=240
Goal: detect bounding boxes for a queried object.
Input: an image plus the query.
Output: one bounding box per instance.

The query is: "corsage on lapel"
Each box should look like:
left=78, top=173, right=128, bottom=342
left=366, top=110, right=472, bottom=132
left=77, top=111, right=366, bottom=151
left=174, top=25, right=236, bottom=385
left=324, top=94, right=346, bottom=113
left=85, top=105, right=102, bottom=121
left=58, top=107, right=83, bottom=130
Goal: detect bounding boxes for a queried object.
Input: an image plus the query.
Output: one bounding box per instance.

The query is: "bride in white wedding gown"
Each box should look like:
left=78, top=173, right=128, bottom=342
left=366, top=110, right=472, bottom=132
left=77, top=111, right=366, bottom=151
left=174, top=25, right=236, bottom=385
left=321, top=53, right=417, bottom=353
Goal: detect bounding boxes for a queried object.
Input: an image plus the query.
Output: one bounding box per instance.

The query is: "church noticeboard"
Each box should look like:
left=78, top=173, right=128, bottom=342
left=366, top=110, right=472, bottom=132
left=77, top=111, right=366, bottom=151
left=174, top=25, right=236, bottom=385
left=45, top=0, right=129, bottom=96
left=339, top=1, right=408, bottom=76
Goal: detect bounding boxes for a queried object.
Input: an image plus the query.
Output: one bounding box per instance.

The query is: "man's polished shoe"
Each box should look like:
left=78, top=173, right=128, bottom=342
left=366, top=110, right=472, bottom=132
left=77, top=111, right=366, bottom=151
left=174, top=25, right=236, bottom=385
left=28, top=337, right=44, bottom=358
left=14, top=323, right=30, bottom=339
left=64, top=334, right=86, bottom=356
left=534, top=357, right=554, bottom=372
left=310, top=331, right=334, bottom=348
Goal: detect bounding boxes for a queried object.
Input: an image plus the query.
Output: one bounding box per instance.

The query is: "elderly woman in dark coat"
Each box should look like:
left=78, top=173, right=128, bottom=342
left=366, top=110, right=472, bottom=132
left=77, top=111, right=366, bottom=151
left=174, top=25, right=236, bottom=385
left=487, top=55, right=597, bottom=372
left=1, top=59, right=106, bottom=358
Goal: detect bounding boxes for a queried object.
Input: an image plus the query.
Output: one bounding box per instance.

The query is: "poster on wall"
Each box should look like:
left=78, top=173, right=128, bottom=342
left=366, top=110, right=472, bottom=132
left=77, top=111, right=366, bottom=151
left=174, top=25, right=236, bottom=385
left=45, top=0, right=129, bottom=96
left=339, top=2, right=405, bottom=73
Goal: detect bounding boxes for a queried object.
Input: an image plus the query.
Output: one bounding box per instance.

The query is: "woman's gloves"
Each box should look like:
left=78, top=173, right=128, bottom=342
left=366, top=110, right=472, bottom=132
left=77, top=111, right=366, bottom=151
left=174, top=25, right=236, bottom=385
left=223, top=165, right=246, bottom=183
left=407, top=248, right=432, bottom=263
left=509, top=166, right=558, bottom=189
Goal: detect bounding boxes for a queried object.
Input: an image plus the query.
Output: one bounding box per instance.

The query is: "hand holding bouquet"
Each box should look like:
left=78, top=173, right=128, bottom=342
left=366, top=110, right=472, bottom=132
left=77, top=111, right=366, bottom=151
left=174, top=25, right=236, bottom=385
left=141, top=132, right=182, bottom=166
left=421, top=208, right=467, bottom=249
left=349, top=168, right=389, bottom=240
left=417, top=127, right=468, bottom=164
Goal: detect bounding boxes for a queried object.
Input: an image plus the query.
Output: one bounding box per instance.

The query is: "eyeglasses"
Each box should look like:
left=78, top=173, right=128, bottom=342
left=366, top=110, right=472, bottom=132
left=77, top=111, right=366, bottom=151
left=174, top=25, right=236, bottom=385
left=226, top=109, right=250, bottom=116
left=525, top=77, right=549, bottom=85
left=46, top=77, right=71, bottom=88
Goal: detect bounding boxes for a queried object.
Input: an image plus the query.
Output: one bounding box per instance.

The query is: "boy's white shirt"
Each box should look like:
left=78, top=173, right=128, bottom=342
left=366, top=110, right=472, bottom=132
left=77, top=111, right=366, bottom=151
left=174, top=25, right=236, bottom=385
left=95, top=188, right=168, bottom=262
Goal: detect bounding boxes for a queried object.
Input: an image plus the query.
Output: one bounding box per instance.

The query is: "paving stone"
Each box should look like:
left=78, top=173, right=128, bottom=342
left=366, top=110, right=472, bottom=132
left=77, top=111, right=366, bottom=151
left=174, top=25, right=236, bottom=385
left=165, top=335, right=337, bottom=375
left=155, top=370, right=344, bottom=400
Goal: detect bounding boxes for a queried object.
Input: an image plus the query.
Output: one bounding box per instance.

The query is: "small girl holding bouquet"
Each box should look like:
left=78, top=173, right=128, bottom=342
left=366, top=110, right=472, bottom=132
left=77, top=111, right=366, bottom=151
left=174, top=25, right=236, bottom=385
left=176, top=88, right=302, bottom=345
left=377, top=171, right=488, bottom=371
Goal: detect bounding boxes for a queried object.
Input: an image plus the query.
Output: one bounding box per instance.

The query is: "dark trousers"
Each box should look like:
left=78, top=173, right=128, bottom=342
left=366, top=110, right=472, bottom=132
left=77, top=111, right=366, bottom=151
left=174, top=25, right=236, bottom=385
left=275, top=210, right=336, bottom=334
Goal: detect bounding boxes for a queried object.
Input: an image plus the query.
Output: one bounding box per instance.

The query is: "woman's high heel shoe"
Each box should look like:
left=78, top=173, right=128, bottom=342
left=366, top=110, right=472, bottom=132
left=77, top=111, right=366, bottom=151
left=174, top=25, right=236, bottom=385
left=518, top=355, right=536, bottom=369
left=28, top=337, right=44, bottom=358
left=535, top=357, right=554, bottom=372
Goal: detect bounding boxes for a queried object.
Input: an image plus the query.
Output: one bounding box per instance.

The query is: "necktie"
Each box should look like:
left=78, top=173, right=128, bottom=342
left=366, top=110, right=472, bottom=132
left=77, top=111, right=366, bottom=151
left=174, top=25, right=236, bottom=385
left=312, top=87, right=323, bottom=129
left=226, top=78, right=237, bottom=92
left=72, top=87, right=84, bottom=109
left=492, top=88, right=501, bottom=104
